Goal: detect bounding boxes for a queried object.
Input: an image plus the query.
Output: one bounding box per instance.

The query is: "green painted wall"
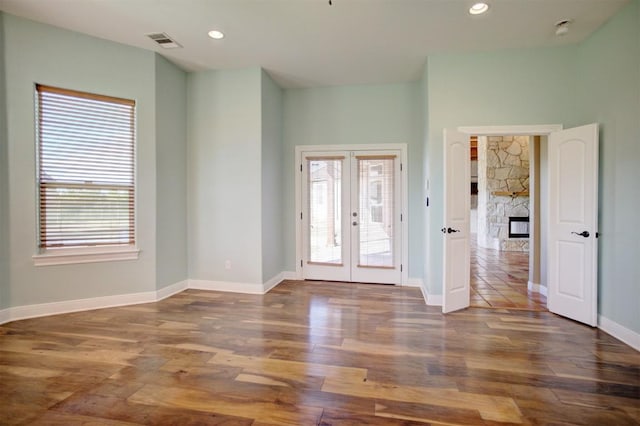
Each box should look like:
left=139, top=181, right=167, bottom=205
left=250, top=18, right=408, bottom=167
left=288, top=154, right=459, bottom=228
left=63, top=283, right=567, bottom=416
left=424, top=45, right=578, bottom=295
left=187, top=68, right=263, bottom=285
left=261, top=71, right=285, bottom=282
left=155, top=55, right=188, bottom=290
left=0, top=13, right=9, bottom=310
left=282, top=83, right=424, bottom=279
left=576, top=0, right=640, bottom=333
left=2, top=14, right=157, bottom=306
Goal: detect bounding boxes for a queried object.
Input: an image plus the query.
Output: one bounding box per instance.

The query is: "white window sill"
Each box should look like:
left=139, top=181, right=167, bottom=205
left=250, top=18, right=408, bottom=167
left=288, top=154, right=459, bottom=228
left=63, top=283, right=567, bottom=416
left=33, top=246, right=140, bottom=266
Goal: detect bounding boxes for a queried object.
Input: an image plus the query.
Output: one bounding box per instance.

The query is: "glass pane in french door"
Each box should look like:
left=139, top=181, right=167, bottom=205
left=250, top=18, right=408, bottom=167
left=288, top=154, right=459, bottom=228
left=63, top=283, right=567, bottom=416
left=308, top=158, right=343, bottom=265
left=357, top=156, right=395, bottom=268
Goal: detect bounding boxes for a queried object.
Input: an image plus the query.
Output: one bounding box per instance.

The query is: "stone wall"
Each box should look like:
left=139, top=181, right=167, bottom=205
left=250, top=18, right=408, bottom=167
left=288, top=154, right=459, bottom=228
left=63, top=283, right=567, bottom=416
left=477, top=136, right=530, bottom=252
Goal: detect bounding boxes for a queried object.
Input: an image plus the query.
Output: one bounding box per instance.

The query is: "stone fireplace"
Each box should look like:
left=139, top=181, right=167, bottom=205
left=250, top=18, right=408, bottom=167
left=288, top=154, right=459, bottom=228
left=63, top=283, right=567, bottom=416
left=477, top=136, right=530, bottom=252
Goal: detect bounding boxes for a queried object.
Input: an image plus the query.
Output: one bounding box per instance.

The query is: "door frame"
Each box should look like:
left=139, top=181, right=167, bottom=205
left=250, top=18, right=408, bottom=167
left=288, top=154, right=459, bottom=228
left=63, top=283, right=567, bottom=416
left=295, top=143, right=409, bottom=285
left=452, top=124, right=563, bottom=305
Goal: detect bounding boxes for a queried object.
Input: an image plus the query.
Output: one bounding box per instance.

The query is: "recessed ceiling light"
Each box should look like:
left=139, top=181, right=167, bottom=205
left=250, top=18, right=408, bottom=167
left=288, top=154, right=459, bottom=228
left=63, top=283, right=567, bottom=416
left=207, top=30, right=224, bottom=40
left=469, top=2, right=489, bottom=15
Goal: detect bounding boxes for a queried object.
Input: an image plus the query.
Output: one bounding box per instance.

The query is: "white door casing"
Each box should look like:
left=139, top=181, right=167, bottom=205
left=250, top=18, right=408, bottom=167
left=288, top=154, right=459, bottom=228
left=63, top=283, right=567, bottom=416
left=547, top=124, right=599, bottom=326
left=442, top=129, right=471, bottom=313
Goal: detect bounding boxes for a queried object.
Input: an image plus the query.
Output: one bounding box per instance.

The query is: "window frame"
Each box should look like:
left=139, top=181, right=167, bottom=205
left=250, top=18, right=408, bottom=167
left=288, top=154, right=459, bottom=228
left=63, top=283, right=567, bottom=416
left=32, top=84, right=139, bottom=266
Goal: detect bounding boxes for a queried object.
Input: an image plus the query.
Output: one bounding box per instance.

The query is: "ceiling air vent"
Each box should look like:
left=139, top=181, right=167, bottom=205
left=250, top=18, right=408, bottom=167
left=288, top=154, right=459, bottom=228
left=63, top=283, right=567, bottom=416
left=146, top=32, right=182, bottom=49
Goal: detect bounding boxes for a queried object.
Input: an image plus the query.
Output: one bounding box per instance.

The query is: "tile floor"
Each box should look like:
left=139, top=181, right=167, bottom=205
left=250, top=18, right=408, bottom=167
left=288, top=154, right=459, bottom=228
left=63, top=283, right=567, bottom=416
left=470, top=235, right=547, bottom=311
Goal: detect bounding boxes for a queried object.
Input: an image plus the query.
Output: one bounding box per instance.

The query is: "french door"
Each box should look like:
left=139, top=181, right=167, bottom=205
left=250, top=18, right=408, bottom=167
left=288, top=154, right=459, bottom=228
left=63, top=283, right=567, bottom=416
left=300, top=150, right=402, bottom=284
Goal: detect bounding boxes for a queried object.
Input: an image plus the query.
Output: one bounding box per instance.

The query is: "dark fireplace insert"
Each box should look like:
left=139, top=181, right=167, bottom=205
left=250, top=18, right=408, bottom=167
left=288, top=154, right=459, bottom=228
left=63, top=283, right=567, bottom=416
left=509, top=216, right=530, bottom=238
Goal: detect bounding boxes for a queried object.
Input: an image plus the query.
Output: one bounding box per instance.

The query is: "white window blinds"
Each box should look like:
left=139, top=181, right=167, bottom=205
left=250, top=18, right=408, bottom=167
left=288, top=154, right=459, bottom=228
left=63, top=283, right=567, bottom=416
left=36, top=84, right=136, bottom=249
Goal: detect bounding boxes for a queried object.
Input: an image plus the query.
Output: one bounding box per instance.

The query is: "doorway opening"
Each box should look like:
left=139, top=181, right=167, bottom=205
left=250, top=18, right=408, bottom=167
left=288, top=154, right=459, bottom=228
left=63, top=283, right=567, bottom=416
left=467, top=133, right=549, bottom=311
left=443, top=124, right=598, bottom=325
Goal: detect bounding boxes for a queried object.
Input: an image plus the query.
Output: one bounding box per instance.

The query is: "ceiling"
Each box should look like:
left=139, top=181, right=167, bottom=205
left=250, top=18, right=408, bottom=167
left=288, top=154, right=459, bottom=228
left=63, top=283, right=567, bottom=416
left=0, top=0, right=629, bottom=88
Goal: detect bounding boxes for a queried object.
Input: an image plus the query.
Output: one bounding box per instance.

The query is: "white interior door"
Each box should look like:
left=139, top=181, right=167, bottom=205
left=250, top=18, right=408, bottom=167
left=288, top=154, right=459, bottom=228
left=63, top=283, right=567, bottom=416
left=442, top=129, right=471, bottom=313
left=547, top=124, right=599, bottom=326
left=302, top=150, right=402, bottom=284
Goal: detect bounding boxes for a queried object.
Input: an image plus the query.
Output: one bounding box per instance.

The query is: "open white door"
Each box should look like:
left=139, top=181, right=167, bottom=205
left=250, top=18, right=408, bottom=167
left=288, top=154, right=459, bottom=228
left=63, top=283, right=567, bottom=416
left=442, top=129, right=471, bottom=313
left=548, top=124, right=599, bottom=326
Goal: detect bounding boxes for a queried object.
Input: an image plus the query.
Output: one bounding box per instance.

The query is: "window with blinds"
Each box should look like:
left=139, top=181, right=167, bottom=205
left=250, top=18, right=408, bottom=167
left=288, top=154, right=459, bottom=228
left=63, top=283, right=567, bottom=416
left=36, top=84, right=136, bottom=249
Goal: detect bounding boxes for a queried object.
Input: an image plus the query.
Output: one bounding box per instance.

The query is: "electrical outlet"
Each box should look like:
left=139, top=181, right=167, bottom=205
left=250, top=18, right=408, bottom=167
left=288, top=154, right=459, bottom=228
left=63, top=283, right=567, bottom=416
left=224, top=260, right=231, bottom=270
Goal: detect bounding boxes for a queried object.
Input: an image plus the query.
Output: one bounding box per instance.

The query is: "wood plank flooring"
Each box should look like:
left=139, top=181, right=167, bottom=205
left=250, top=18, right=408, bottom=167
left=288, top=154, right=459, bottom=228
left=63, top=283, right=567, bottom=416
left=1, top=280, right=638, bottom=425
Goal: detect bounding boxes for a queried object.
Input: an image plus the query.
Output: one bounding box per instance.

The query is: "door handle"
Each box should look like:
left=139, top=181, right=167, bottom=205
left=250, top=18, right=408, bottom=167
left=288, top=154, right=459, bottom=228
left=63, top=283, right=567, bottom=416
left=441, top=227, right=460, bottom=234
left=571, top=231, right=590, bottom=238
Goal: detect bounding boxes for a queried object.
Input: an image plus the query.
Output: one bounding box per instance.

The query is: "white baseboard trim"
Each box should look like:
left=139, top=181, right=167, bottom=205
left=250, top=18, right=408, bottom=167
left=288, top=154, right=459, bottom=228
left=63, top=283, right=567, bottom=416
left=416, top=285, right=428, bottom=305
left=0, top=280, right=190, bottom=326
left=0, top=273, right=293, bottom=326
left=281, top=271, right=298, bottom=280
left=404, top=278, right=423, bottom=287
left=0, top=272, right=296, bottom=326
left=0, top=308, right=10, bottom=324
left=418, top=285, right=442, bottom=306
left=527, top=281, right=548, bottom=297
left=188, top=275, right=287, bottom=295
left=4, top=289, right=158, bottom=324
left=188, top=279, right=265, bottom=295
left=263, top=273, right=284, bottom=293
left=407, top=278, right=443, bottom=307
left=157, top=280, right=189, bottom=301
left=426, top=292, right=443, bottom=306
left=598, top=315, right=640, bottom=352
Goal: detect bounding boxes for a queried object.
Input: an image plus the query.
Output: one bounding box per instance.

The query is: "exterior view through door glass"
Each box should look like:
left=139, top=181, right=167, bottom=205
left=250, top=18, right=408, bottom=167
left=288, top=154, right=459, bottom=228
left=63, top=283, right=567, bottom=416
left=303, top=154, right=350, bottom=282
left=302, top=150, right=401, bottom=285
left=309, top=157, right=342, bottom=264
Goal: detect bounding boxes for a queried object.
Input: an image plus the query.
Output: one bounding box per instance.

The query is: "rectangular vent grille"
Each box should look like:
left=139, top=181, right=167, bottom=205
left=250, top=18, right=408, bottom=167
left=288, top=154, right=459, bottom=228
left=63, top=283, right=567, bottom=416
left=146, top=32, right=182, bottom=49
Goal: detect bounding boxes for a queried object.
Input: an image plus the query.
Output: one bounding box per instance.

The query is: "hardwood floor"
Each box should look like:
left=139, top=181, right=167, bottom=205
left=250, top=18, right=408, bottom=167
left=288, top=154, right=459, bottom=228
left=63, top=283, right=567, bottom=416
left=1, top=280, right=638, bottom=425
left=471, top=240, right=546, bottom=311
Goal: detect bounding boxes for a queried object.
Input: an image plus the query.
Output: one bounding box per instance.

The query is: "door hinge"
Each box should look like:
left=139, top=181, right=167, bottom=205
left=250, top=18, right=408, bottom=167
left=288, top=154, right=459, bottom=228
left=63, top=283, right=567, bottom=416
left=300, top=212, right=303, bottom=220
left=400, top=163, right=403, bottom=171
left=300, top=260, right=303, bottom=267
left=596, top=232, right=600, bottom=238
left=400, top=264, right=403, bottom=272
left=400, top=213, right=403, bottom=222
left=300, top=164, right=302, bottom=172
